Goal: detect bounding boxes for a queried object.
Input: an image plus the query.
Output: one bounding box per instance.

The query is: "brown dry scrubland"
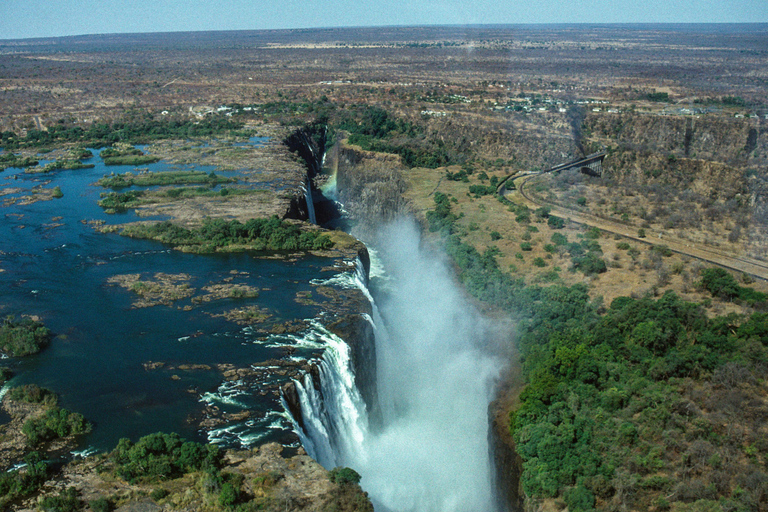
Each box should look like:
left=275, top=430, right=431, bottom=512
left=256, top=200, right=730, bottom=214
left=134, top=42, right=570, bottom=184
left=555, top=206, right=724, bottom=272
left=1, top=25, right=768, bottom=511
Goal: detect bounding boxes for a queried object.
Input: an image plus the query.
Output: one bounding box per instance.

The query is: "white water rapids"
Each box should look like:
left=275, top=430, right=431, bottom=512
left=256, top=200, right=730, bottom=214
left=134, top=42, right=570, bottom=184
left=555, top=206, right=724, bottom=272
left=289, top=219, right=504, bottom=512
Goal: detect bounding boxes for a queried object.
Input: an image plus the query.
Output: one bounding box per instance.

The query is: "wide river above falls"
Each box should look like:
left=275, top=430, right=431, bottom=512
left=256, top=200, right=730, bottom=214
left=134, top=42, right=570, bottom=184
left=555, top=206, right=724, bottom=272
left=0, top=142, right=355, bottom=453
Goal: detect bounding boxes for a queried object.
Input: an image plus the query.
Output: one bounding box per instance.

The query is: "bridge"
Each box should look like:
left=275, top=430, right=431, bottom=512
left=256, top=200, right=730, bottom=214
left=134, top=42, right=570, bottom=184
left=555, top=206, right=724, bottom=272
left=495, top=151, right=607, bottom=196
left=545, top=151, right=607, bottom=177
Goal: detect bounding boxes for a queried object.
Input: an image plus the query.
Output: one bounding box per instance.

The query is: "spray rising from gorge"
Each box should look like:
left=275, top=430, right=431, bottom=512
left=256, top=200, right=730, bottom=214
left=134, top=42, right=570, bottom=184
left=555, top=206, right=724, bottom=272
left=290, top=217, right=505, bottom=511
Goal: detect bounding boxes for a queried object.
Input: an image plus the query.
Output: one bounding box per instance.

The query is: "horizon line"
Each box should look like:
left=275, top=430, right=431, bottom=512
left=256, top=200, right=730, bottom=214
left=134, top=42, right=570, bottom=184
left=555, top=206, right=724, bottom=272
left=2, top=21, right=767, bottom=44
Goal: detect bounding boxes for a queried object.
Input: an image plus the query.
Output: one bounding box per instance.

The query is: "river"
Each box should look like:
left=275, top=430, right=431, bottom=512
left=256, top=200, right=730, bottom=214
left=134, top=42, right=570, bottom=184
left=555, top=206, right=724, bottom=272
left=0, top=142, right=359, bottom=452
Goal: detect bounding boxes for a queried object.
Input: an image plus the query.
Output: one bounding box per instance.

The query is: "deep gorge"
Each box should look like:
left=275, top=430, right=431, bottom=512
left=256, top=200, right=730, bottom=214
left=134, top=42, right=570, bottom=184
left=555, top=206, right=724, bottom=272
left=286, top=127, right=519, bottom=511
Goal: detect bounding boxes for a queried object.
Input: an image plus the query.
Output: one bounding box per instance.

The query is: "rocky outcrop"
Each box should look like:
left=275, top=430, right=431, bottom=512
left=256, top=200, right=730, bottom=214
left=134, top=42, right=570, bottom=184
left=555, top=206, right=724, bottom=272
left=14, top=443, right=373, bottom=512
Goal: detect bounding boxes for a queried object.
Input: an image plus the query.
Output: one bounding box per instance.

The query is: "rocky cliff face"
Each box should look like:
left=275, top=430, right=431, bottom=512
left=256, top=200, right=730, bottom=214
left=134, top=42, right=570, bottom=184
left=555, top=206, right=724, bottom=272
left=330, top=142, right=411, bottom=235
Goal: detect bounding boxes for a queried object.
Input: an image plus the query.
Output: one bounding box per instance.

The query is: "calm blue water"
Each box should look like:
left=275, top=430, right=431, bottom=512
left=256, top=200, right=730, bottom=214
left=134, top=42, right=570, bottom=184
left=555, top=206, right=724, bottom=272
left=0, top=144, right=348, bottom=452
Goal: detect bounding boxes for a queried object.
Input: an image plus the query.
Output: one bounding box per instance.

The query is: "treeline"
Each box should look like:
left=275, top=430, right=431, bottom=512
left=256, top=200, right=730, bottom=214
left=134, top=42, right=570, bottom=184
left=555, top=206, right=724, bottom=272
left=122, top=217, right=334, bottom=253
left=98, top=170, right=233, bottom=189
left=333, top=105, right=466, bottom=168
left=0, top=115, right=244, bottom=149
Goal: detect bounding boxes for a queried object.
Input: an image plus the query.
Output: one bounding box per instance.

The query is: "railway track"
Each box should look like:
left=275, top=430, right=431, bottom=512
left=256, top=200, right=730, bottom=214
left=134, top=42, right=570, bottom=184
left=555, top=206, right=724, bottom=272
left=505, top=173, right=768, bottom=282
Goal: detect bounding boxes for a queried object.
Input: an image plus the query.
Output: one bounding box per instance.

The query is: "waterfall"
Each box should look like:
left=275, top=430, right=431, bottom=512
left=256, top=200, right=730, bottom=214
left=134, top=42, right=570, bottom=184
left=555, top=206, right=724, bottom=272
left=288, top=321, right=369, bottom=468
left=286, top=219, right=503, bottom=512
left=304, top=177, right=317, bottom=225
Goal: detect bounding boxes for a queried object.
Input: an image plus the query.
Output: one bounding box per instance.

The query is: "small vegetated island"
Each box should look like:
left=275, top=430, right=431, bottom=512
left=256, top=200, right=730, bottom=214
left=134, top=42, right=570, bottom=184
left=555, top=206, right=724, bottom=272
left=120, top=217, right=334, bottom=253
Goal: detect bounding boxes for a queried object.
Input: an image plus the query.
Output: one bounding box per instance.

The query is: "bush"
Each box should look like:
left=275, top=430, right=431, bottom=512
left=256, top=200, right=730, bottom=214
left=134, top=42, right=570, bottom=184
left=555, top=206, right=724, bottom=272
left=110, top=432, right=221, bottom=483
left=38, top=487, right=83, bottom=512
left=548, top=216, right=566, bottom=229
left=0, top=315, right=52, bottom=357
left=89, top=498, right=112, bottom=512
left=520, top=242, right=533, bottom=251
left=564, top=484, right=595, bottom=512
left=329, top=467, right=362, bottom=485
left=551, top=233, right=568, bottom=246
left=9, top=384, right=58, bottom=406
left=150, top=488, right=169, bottom=501
left=22, top=407, right=91, bottom=446
left=0, top=452, right=49, bottom=507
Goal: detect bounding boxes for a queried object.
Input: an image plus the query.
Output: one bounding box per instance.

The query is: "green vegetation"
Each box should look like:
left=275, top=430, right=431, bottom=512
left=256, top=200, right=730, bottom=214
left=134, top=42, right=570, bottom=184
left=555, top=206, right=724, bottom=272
left=647, top=91, right=670, bottom=102
left=103, top=155, right=160, bottom=166
left=337, top=105, right=465, bottom=168
left=35, top=159, right=95, bottom=173
left=122, top=217, right=334, bottom=253
left=110, top=432, right=221, bottom=483
left=9, top=383, right=58, bottom=406
left=0, top=315, right=52, bottom=357
left=22, top=407, right=91, bottom=446
left=98, top=170, right=233, bottom=188
left=329, top=467, right=362, bottom=485
left=0, top=152, right=38, bottom=170
left=510, top=289, right=768, bottom=511
left=700, top=267, right=767, bottom=305
left=0, top=451, right=50, bottom=508
left=98, top=187, right=257, bottom=212
left=52, top=186, right=64, bottom=198
left=0, top=115, right=244, bottom=149
left=38, top=487, right=83, bottom=512
left=98, top=190, right=145, bottom=212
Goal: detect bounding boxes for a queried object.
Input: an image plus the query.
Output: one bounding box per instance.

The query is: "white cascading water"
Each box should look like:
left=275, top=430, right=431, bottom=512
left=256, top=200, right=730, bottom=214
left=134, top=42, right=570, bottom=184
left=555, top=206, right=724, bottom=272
left=290, top=218, right=503, bottom=512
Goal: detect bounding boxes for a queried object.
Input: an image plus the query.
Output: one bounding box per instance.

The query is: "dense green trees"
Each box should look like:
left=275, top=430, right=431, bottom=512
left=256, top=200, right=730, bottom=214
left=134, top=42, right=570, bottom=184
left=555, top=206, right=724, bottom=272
left=510, top=288, right=768, bottom=510
left=110, top=432, right=221, bottom=483
left=122, top=217, right=334, bottom=253
left=22, top=407, right=91, bottom=447
left=336, top=105, right=465, bottom=168
left=0, top=315, right=52, bottom=357
left=0, top=451, right=50, bottom=508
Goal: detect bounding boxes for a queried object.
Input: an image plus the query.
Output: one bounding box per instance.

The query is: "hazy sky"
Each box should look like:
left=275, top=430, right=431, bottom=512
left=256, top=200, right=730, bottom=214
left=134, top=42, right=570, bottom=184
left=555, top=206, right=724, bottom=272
left=2, top=0, right=767, bottom=40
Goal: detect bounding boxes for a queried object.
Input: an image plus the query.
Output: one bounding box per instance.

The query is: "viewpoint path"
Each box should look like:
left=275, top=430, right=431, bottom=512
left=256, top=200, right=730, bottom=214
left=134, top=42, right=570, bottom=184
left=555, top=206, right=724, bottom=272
left=504, top=174, right=768, bottom=282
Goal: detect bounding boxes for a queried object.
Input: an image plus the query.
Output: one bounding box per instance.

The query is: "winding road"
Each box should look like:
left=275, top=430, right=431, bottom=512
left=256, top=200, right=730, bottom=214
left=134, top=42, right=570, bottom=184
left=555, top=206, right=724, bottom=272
left=503, top=173, right=768, bottom=282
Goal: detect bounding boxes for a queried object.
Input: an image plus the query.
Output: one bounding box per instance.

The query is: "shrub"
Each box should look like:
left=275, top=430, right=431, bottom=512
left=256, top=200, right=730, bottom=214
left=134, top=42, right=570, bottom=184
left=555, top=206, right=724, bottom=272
left=38, top=487, right=83, bottom=512
left=533, top=257, right=547, bottom=268
left=22, top=407, right=91, bottom=446
left=490, top=231, right=502, bottom=241
left=0, top=315, right=52, bottom=357
left=52, top=186, right=64, bottom=198
left=9, top=384, right=58, bottom=406
left=551, top=233, right=568, bottom=246
left=329, top=467, right=362, bottom=485
left=564, top=483, right=595, bottom=512
left=150, top=488, right=169, bottom=501
left=548, top=216, right=565, bottom=229
left=89, top=498, right=112, bottom=512
left=0, top=452, right=49, bottom=507
left=520, top=242, right=533, bottom=251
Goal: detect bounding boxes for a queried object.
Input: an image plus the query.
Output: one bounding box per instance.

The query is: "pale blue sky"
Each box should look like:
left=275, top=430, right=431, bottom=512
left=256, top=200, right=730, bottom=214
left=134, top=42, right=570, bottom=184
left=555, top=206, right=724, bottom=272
left=1, top=0, right=767, bottom=40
